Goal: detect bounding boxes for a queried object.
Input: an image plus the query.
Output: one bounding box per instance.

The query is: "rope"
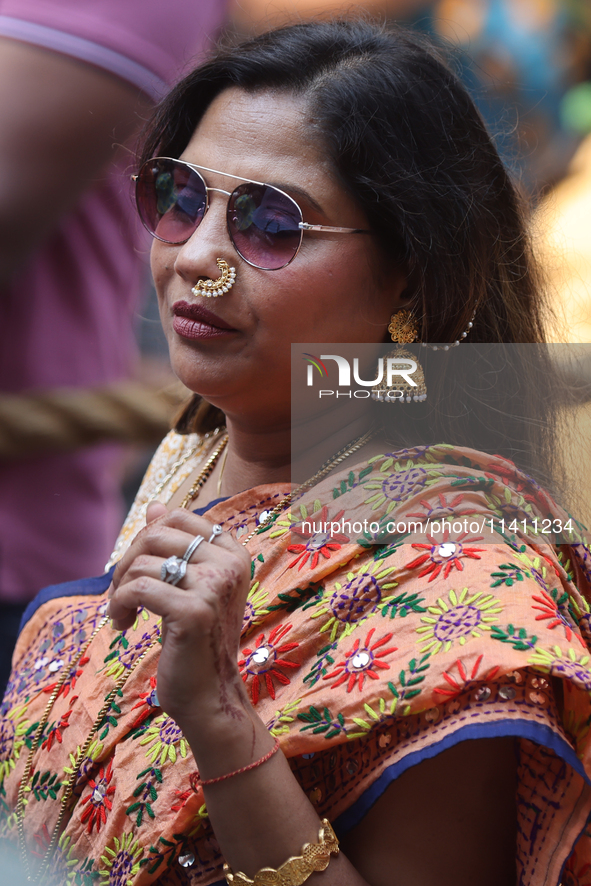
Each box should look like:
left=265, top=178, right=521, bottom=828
left=0, top=380, right=188, bottom=459
left=2, top=353, right=590, bottom=461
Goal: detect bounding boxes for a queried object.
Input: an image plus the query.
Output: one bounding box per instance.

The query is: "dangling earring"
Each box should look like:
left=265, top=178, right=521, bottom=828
left=191, top=258, right=236, bottom=298
left=372, top=309, right=428, bottom=404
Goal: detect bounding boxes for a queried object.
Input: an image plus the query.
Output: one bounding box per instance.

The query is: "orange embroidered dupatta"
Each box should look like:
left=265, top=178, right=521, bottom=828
left=2, top=433, right=591, bottom=886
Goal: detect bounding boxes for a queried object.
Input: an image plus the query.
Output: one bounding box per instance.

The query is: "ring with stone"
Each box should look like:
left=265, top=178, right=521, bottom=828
left=160, top=555, right=187, bottom=586
left=207, top=524, right=223, bottom=544
left=182, top=534, right=205, bottom=564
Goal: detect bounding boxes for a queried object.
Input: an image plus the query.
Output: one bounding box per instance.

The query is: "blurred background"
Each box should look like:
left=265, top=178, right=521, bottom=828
left=1, top=0, right=591, bottom=693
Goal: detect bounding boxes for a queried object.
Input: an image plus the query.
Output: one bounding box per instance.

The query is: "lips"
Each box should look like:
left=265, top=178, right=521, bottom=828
left=172, top=300, right=237, bottom=340
left=173, top=301, right=235, bottom=329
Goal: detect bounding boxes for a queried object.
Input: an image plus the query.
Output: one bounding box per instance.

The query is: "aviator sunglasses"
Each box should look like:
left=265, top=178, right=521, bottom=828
left=133, top=157, right=369, bottom=271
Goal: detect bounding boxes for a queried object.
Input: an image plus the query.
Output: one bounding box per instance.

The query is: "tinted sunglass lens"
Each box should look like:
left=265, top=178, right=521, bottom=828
left=228, top=183, right=302, bottom=270
left=136, top=159, right=206, bottom=244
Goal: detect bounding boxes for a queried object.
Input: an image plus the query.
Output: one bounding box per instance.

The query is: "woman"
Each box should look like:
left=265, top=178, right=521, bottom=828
left=2, top=19, right=591, bottom=886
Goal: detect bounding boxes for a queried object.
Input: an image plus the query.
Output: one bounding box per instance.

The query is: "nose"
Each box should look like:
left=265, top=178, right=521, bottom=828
left=173, top=189, right=235, bottom=284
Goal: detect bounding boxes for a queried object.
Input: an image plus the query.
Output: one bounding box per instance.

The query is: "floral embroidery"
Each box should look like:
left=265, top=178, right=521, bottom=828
left=2, top=436, right=591, bottom=886
left=529, top=646, right=591, bottom=691
left=484, top=460, right=554, bottom=514
left=385, top=655, right=431, bottom=714
left=4, top=601, right=102, bottom=703
left=363, top=460, right=430, bottom=513
left=490, top=623, right=538, bottom=651
left=99, top=832, right=143, bottom=885
left=287, top=506, right=349, bottom=570
left=323, top=628, right=397, bottom=692
left=42, top=697, right=78, bottom=751
left=309, top=560, right=398, bottom=641
left=54, top=830, right=97, bottom=885
left=380, top=590, right=426, bottom=619
left=29, top=769, right=64, bottom=802
left=416, top=588, right=503, bottom=655
left=242, top=582, right=269, bottom=634
left=239, top=624, right=300, bottom=704
left=265, top=699, right=302, bottom=736
left=302, top=642, right=338, bottom=688
left=63, top=739, right=103, bottom=784
left=32, top=823, right=51, bottom=859
left=347, top=654, right=431, bottom=736
left=80, top=760, right=115, bottom=834
left=406, top=491, right=469, bottom=520
left=126, top=766, right=162, bottom=826
left=531, top=588, right=582, bottom=645
left=490, top=562, right=531, bottom=588
left=102, top=625, right=160, bottom=681
left=573, top=544, right=591, bottom=586
left=138, top=715, right=188, bottom=765
left=0, top=704, right=30, bottom=783
left=404, top=529, right=484, bottom=582
left=129, top=676, right=160, bottom=729
left=571, top=593, right=591, bottom=646
left=332, top=464, right=374, bottom=500
left=433, top=656, right=500, bottom=700
left=297, top=705, right=347, bottom=739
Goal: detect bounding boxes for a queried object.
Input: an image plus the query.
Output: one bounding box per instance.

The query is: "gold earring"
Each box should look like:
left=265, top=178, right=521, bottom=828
left=372, top=310, right=428, bottom=404
left=191, top=258, right=236, bottom=298
left=387, top=309, right=419, bottom=344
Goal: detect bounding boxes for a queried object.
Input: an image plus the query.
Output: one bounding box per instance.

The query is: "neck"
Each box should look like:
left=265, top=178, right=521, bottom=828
left=217, top=404, right=379, bottom=498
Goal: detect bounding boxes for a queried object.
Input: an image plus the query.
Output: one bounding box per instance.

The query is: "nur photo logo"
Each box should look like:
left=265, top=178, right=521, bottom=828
left=303, top=352, right=422, bottom=401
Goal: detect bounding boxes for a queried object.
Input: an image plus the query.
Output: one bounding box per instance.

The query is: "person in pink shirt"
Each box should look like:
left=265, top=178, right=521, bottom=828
left=0, top=0, right=226, bottom=689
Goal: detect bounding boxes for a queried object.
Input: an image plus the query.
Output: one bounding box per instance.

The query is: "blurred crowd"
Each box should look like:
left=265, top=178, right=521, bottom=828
left=1, top=0, right=591, bottom=692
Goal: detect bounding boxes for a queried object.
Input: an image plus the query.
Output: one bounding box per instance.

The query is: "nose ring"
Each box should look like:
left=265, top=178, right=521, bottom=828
left=191, top=258, right=236, bottom=298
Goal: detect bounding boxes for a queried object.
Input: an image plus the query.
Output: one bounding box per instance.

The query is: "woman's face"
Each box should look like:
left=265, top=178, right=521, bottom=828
left=151, top=87, right=407, bottom=427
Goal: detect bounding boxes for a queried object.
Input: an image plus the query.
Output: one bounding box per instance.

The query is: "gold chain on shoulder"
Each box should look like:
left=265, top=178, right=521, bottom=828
left=179, top=433, right=229, bottom=509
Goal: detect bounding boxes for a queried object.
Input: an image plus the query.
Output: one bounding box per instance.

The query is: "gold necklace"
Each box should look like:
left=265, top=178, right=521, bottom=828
left=148, top=426, right=225, bottom=505
left=237, top=427, right=376, bottom=546
left=216, top=445, right=230, bottom=497
left=179, top=432, right=229, bottom=509
left=16, top=427, right=375, bottom=882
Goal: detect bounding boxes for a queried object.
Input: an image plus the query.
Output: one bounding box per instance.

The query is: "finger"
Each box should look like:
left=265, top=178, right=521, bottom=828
left=113, top=524, right=199, bottom=587
left=147, top=500, right=168, bottom=524
left=113, top=510, right=248, bottom=587
left=162, top=509, right=251, bottom=560
left=110, top=573, right=217, bottom=630
left=116, top=554, right=166, bottom=590
left=107, top=579, right=141, bottom=631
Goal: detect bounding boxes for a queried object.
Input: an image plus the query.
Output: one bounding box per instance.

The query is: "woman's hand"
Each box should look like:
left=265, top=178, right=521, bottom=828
left=107, top=502, right=252, bottom=731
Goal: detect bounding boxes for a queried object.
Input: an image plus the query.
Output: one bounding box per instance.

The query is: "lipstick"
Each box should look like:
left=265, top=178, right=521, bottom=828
left=172, top=300, right=236, bottom=340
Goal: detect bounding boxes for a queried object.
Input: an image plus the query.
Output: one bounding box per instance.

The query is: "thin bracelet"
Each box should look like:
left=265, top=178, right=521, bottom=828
left=190, top=736, right=281, bottom=789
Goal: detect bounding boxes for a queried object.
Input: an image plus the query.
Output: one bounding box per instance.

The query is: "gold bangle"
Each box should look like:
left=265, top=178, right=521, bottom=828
left=223, top=819, right=340, bottom=886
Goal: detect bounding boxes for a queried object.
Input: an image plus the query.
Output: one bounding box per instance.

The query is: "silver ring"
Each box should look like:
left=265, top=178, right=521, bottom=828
left=182, top=534, right=205, bottom=563
left=160, top=555, right=187, bottom=586
left=208, top=524, right=223, bottom=544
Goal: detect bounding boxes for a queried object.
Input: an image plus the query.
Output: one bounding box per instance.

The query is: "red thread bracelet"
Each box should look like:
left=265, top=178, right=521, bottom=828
left=190, top=736, right=281, bottom=790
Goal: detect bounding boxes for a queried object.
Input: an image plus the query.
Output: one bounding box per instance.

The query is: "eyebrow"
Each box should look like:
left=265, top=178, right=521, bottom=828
left=267, top=181, right=324, bottom=215
left=168, top=158, right=327, bottom=216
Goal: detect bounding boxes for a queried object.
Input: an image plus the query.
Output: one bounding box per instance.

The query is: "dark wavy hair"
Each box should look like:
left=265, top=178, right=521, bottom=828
left=138, top=19, right=573, bottom=494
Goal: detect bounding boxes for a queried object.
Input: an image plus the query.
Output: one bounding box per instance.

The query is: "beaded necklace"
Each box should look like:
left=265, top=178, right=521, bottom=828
left=16, top=426, right=375, bottom=882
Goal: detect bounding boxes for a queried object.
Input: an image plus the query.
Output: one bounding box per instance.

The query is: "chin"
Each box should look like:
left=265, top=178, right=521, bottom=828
left=170, top=360, right=236, bottom=407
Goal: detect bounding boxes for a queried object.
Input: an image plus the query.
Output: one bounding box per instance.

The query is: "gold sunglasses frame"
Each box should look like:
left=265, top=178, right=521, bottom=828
left=132, top=157, right=369, bottom=270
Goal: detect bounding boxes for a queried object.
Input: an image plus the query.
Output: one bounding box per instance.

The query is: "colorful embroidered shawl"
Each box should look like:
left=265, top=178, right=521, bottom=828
left=2, top=431, right=591, bottom=886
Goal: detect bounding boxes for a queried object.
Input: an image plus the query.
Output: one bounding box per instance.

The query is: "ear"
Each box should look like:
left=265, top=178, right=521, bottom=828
left=397, top=264, right=422, bottom=313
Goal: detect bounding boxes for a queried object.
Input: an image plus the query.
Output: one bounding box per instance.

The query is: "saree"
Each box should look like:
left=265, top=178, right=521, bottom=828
left=2, top=429, right=591, bottom=886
